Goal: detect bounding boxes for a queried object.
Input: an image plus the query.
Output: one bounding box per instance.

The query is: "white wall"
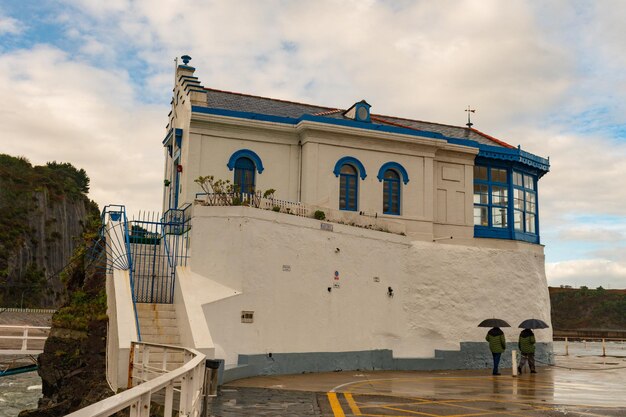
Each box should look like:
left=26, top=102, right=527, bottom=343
left=188, top=206, right=551, bottom=365
left=176, top=115, right=477, bottom=241
left=106, top=269, right=137, bottom=390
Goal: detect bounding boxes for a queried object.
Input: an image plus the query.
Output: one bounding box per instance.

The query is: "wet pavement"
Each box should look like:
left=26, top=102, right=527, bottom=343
left=210, top=347, right=626, bottom=417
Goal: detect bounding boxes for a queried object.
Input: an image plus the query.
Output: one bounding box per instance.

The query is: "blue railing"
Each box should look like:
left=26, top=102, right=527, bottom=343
left=90, top=204, right=192, bottom=340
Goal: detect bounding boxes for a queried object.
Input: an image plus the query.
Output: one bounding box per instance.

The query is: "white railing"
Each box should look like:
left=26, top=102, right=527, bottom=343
left=0, top=325, right=50, bottom=354
left=196, top=192, right=309, bottom=217
left=66, top=342, right=206, bottom=417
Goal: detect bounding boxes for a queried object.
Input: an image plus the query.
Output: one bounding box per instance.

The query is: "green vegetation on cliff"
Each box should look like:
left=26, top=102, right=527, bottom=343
left=0, top=153, right=99, bottom=307
left=549, top=287, right=626, bottom=330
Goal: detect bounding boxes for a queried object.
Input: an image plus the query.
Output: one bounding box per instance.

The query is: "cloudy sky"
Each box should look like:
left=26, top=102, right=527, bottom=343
left=1, top=1, right=625, bottom=288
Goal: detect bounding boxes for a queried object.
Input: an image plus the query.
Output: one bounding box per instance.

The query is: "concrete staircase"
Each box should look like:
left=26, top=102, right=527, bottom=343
left=135, top=303, right=184, bottom=371
left=136, top=303, right=180, bottom=345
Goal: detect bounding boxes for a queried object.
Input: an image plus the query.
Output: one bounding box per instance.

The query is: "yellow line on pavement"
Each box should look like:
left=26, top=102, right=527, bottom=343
left=344, top=393, right=362, bottom=415
left=327, top=392, right=346, bottom=417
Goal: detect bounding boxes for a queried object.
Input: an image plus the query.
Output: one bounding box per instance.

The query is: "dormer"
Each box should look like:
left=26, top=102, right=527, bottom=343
left=343, top=100, right=371, bottom=123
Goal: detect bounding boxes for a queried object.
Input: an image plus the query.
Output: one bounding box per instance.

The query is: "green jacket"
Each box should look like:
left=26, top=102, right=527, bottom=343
left=518, top=329, right=536, bottom=354
left=485, top=328, right=506, bottom=353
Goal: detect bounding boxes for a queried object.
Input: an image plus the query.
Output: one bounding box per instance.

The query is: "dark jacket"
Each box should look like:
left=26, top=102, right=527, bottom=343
left=518, top=329, right=536, bottom=354
left=486, top=327, right=506, bottom=353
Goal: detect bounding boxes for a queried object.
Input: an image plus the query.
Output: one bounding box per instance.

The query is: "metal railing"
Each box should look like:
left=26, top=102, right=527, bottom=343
left=0, top=325, right=50, bottom=354
left=66, top=342, right=206, bottom=417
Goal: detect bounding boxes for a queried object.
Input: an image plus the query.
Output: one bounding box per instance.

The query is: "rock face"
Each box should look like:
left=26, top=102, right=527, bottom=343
left=5, top=189, right=90, bottom=306
left=0, top=154, right=97, bottom=308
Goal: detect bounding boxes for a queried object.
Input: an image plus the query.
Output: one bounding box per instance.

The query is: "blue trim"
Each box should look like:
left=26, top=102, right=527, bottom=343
left=339, top=170, right=358, bottom=211
left=333, top=156, right=367, bottom=180
left=377, top=162, right=409, bottom=184
left=175, top=128, right=183, bottom=149
left=382, top=174, right=401, bottom=215
left=227, top=149, right=264, bottom=173
left=191, top=106, right=446, bottom=140
left=191, top=106, right=550, bottom=175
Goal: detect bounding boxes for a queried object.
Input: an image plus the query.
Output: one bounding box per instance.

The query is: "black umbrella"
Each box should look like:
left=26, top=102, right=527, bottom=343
left=478, top=318, right=510, bottom=328
left=518, top=318, right=549, bottom=329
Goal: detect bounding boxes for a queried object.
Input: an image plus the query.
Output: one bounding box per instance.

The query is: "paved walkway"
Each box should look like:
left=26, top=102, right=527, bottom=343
left=215, top=354, right=626, bottom=417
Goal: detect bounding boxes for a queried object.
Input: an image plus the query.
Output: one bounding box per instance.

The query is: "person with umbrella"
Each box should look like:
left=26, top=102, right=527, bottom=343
left=479, top=318, right=509, bottom=376
left=517, top=318, right=548, bottom=374
left=517, top=328, right=536, bottom=373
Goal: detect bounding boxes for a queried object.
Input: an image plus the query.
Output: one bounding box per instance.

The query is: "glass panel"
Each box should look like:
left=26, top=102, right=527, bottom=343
left=391, top=182, right=400, bottom=214
left=474, top=207, right=488, bottom=226
left=491, top=185, right=508, bottom=206
left=339, top=176, right=347, bottom=209
left=347, top=176, right=357, bottom=210
left=514, top=210, right=523, bottom=231
left=513, top=171, right=523, bottom=187
left=491, top=168, right=507, bottom=183
left=526, top=213, right=536, bottom=233
left=514, top=188, right=524, bottom=210
left=234, top=167, right=255, bottom=194
left=526, top=192, right=536, bottom=213
left=524, top=174, right=534, bottom=190
left=492, top=207, right=507, bottom=227
left=383, top=182, right=390, bottom=212
left=340, top=164, right=357, bottom=175
left=384, top=170, right=399, bottom=180
left=474, top=184, right=488, bottom=204
left=474, top=165, right=488, bottom=181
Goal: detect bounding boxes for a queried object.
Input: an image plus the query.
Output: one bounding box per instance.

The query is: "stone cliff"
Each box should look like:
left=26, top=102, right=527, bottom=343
left=0, top=154, right=98, bottom=308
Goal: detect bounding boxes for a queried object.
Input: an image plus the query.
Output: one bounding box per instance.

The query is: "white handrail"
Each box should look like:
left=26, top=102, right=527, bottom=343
left=65, top=342, right=206, bottom=417
left=0, top=325, right=50, bottom=353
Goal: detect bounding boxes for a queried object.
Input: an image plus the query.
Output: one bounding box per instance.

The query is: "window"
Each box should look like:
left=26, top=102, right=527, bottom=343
left=234, top=157, right=255, bottom=194
left=473, top=166, right=508, bottom=228
left=474, top=163, right=539, bottom=243
left=339, top=164, right=358, bottom=211
left=383, top=169, right=400, bottom=215
left=513, top=171, right=537, bottom=234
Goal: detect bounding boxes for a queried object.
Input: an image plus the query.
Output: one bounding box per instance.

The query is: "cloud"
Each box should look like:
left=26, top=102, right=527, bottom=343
left=0, top=13, right=22, bottom=35
left=546, top=259, right=626, bottom=289
left=0, top=1, right=624, bottom=290
left=0, top=45, right=165, bottom=215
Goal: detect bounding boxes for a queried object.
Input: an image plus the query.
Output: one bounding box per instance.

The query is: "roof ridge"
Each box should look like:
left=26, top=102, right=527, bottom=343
left=313, top=109, right=343, bottom=116
left=204, top=87, right=514, bottom=148
left=204, top=87, right=335, bottom=111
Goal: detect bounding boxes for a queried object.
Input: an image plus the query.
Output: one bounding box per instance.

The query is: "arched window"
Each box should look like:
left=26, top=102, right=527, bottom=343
left=383, top=169, right=401, bottom=215
left=339, top=164, right=358, bottom=211
left=234, top=157, right=256, bottom=194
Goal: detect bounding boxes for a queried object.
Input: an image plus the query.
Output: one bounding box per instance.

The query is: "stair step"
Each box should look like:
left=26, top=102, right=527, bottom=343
left=136, top=303, right=176, bottom=311
left=137, top=317, right=178, bottom=327
left=141, top=326, right=180, bottom=336
left=141, top=334, right=180, bottom=345
left=137, top=311, right=177, bottom=320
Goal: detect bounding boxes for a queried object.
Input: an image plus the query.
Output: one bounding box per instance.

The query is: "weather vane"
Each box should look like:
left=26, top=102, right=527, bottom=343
left=465, top=106, right=475, bottom=128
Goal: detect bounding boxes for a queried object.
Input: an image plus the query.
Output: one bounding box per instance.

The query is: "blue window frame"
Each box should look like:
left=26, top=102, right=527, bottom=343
left=339, top=164, right=358, bottom=211
left=383, top=169, right=401, bottom=215
left=234, top=157, right=256, bottom=194
left=474, top=162, right=540, bottom=243
left=513, top=171, right=537, bottom=234
left=473, top=165, right=508, bottom=228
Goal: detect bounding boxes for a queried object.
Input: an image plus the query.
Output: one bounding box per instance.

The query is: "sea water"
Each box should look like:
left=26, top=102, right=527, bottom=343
left=0, top=372, right=41, bottom=417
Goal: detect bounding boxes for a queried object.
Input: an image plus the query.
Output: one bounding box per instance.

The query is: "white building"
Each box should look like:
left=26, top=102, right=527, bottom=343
left=109, top=56, right=552, bottom=386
